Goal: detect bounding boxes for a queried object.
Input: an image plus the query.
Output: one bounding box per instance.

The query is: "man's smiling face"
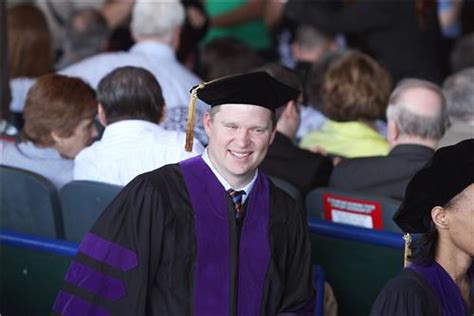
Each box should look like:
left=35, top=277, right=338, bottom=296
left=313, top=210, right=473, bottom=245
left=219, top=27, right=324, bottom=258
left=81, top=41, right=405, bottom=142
left=204, top=103, right=276, bottom=188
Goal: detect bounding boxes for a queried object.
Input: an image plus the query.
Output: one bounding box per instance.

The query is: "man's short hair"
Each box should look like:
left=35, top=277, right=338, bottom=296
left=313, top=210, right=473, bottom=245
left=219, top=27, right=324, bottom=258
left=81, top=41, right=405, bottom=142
left=97, top=66, right=165, bottom=124
left=131, top=0, right=185, bottom=42
left=64, top=8, right=109, bottom=54
left=450, top=34, right=474, bottom=73
left=306, top=50, right=345, bottom=108
left=322, top=50, right=391, bottom=122
left=442, top=67, right=474, bottom=121
left=387, top=79, right=449, bottom=140
left=294, top=24, right=332, bottom=51
left=22, top=74, right=97, bottom=146
left=256, top=63, right=301, bottom=121
left=199, top=37, right=262, bottom=81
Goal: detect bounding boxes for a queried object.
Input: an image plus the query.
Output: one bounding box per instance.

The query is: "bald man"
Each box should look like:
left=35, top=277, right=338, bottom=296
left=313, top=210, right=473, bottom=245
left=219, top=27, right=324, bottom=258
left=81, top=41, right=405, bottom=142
left=329, top=79, right=450, bottom=201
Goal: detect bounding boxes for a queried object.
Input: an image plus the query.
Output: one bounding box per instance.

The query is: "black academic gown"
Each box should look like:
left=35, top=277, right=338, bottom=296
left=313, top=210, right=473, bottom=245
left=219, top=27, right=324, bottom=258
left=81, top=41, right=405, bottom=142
left=52, top=159, right=313, bottom=316
left=370, top=268, right=443, bottom=316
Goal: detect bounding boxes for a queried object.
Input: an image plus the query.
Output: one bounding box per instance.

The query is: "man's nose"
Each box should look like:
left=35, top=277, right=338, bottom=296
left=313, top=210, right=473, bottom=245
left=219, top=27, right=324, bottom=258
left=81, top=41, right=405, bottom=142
left=235, top=129, right=250, bottom=146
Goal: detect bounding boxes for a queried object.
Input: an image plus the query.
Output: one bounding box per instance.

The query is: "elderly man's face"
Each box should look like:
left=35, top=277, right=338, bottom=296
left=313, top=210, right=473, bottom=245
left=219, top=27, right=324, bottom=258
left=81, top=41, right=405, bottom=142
left=204, top=104, right=275, bottom=188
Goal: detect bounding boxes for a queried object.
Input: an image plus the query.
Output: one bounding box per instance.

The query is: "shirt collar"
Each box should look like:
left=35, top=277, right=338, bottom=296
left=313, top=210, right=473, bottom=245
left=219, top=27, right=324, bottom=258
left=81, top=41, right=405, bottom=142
left=202, top=148, right=257, bottom=203
left=130, top=41, right=175, bottom=60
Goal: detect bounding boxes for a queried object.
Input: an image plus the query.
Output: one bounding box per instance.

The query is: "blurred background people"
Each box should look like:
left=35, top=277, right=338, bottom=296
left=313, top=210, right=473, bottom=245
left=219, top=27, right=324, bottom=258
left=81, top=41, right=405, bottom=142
left=60, top=0, right=208, bottom=145
left=299, top=51, right=391, bottom=158
left=291, top=24, right=338, bottom=101
left=296, top=51, right=345, bottom=141
left=450, top=33, right=474, bottom=72
left=55, top=8, right=110, bottom=70
left=74, top=66, right=203, bottom=186
left=285, top=0, right=446, bottom=84
left=1, top=74, right=97, bottom=189
left=7, top=4, right=53, bottom=124
left=438, top=67, right=474, bottom=147
left=1, top=1, right=16, bottom=136
left=258, top=64, right=333, bottom=195
left=201, top=0, right=272, bottom=57
left=330, top=79, right=449, bottom=201
left=198, top=37, right=263, bottom=81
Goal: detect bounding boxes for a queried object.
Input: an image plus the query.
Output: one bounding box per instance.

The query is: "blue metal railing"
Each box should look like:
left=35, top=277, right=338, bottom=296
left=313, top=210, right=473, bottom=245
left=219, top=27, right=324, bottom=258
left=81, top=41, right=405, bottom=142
left=307, top=217, right=405, bottom=249
left=1, top=218, right=405, bottom=258
left=0, top=230, right=78, bottom=257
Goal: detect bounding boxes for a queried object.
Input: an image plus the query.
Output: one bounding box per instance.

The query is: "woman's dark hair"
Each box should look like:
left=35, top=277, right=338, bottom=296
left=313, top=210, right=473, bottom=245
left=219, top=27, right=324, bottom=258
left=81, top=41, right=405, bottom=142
left=409, top=193, right=462, bottom=265
left=8, top=4, right=53, bottom=78
left=409, top=222, right=438, bottom=265
left=97, top=66, right=165, bottom=124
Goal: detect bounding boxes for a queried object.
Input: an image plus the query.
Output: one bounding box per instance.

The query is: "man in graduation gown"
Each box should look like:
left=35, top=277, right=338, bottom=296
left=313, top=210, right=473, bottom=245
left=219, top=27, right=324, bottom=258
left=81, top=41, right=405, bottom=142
left=52, top=72, right=313, bottom=316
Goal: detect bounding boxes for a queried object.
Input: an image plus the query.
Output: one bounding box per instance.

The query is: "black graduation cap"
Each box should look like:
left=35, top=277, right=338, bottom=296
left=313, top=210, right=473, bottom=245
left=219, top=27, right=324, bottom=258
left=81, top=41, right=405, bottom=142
left=393, top=139, right=474, bottom=233
left=184, top=72, right=300, bottom=151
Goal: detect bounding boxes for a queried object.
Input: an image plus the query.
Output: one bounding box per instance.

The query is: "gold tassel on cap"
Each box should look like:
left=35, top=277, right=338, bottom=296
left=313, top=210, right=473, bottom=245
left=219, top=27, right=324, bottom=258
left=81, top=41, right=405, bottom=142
left=403, top=233, right=412, bottom=267
left=185, top=83, right=205, bottom=152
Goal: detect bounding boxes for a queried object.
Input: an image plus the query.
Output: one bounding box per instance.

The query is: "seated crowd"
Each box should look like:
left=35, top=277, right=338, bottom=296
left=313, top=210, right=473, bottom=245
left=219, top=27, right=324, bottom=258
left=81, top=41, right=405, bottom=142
left=1, top=0, right=473, bottom=315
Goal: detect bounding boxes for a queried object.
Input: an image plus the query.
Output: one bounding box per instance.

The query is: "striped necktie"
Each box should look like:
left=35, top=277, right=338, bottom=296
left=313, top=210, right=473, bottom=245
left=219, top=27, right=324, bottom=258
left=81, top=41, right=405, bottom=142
left=227, top=189, right=245, bottom=219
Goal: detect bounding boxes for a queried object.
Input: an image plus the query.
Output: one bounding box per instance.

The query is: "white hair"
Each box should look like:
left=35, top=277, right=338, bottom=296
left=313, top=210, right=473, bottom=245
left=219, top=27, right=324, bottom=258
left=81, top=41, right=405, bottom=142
left=387, top=79, right=449, bottom=140
left=442, top=67, right=474, bottom=120
left=131, top=0, right=185, bottom=42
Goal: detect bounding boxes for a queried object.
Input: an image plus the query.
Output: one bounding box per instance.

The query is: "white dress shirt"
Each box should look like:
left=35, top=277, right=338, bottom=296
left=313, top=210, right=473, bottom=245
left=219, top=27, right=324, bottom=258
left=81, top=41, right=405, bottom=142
left=74, top=120, right=204, bottom=186
left=201, top=149, right=257, bottom=204
left=59, top=41, right=207, bottom=113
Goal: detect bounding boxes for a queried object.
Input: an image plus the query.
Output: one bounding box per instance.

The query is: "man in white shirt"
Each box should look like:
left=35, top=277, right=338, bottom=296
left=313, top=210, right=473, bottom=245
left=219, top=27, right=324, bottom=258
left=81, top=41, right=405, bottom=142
left=60, top=0, right=208, bottom=144
left=74, top=66, right=203, bottom=186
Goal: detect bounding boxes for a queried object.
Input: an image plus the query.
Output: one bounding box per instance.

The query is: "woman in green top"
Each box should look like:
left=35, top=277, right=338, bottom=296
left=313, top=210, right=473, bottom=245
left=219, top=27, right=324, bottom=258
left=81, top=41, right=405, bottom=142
left=201, top=0, right=271, bottom=51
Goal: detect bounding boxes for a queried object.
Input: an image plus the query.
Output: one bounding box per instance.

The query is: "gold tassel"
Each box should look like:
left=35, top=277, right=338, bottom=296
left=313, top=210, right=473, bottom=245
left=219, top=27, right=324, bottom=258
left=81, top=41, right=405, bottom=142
left=185, top=83, right=204, bottom=152
left=184, top=75, right=234, bottom=151
left=403, top=233, right=412, bottom=267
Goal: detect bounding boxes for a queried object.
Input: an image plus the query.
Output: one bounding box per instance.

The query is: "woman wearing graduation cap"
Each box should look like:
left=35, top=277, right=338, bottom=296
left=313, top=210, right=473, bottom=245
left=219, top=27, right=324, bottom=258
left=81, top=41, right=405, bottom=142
left=370, top=139, right=474, bottom=315
left=52, top=72, right=313, bottom=315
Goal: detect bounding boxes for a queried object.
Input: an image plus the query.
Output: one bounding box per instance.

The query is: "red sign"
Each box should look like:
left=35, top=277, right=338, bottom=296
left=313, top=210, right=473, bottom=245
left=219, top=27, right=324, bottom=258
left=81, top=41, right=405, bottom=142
left=322, top=193, right=383, bottom=230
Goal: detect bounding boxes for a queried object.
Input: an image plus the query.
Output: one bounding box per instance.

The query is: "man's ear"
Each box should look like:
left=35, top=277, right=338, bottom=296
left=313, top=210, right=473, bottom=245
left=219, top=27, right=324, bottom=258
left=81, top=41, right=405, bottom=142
left=159, top=105, right=167, bottom=124
left=431, top=206, right=449, bottom=230
left=203, top=112, right=212, bottom=136
left=287, top=101, right=299, bottom=118
left=50, top=130, right=62, bottom=144
left=171, top=26, right=182, bottom=50
left=269, top=127, right=276, bottom=145
left=291, top=42, right=301, bottom=60
left=387, top=120, right=399, bottom=144
left=98, top=103, right=107, bottom=127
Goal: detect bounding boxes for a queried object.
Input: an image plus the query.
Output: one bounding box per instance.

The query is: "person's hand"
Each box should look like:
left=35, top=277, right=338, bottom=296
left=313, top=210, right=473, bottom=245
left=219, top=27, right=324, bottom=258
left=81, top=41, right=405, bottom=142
left=332, top=156, right=342, bottom=166
left=187, top=6, right=206, bottom=29
left=308, top=146, right=328, bottom=155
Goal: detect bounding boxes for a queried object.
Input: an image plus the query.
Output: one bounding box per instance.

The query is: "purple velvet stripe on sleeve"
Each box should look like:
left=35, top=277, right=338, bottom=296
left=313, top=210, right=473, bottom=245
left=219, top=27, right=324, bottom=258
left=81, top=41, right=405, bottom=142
left=238, top=170, right=271, bottom=316
left=409, top=262, right=467, bottom=315
left=52, top=290, right=110, bottom=316
left=65, top=262, right=126, bottom=301
left=180, top=156, right=230, bottom=316
left=79, top=233, right=138, bottom=272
